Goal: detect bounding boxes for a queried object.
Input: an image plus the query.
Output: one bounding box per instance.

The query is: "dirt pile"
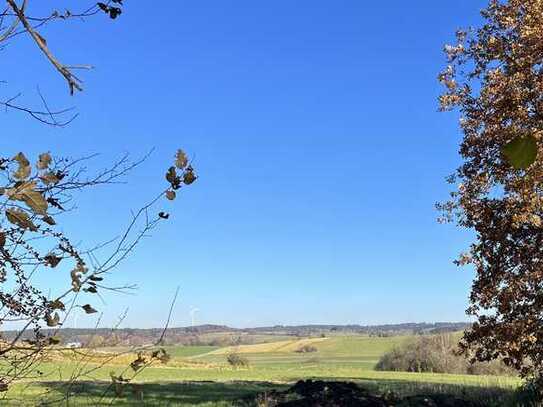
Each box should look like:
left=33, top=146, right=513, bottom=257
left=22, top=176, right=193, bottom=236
left=239, top=380, right=479, bottom=407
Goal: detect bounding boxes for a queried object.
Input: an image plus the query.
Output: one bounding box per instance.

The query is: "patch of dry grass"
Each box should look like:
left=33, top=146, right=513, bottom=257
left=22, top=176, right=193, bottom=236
left=204, top=337, right=328, bottom=356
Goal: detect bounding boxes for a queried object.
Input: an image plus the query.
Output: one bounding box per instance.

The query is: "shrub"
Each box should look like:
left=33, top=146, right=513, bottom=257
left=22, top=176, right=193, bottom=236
left=226, top=352, right=249, bottom=368
left=294, top=344, right=318, bottom=353
left=375, top=334, right=515, bottom=376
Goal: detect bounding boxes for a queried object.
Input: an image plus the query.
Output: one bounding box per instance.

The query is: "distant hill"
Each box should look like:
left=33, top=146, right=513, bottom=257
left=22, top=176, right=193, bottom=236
left=1, top=322, right=471, bottom=348
left=245, top=322, right=471, bottom=336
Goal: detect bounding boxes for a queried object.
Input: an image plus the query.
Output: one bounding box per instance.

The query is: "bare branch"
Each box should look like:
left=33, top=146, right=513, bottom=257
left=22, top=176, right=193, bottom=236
left=6, top=0, right=86, bottom=94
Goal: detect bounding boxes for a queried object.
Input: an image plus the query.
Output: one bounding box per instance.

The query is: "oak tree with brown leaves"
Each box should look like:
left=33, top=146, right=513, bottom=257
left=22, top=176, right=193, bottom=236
left=439, top=0, right=543, bottom=391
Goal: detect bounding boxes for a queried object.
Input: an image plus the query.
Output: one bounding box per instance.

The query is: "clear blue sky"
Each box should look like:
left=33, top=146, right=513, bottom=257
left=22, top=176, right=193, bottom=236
left=4, top=1, right=487, bottom=328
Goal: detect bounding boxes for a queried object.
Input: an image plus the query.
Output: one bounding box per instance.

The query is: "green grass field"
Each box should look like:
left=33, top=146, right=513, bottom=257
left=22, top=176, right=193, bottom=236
left=2, top=334, right=523, bottom=406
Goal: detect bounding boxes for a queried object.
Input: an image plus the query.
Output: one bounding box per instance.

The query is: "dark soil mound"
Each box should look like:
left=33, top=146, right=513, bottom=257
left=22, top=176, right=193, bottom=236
left=282, top=380, right=388, bottom=406
left=238, top=380, right=482, bottom=407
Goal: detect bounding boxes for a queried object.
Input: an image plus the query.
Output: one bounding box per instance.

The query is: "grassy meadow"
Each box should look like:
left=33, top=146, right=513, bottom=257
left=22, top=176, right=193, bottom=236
left=2, top=333, right=523, bottom=406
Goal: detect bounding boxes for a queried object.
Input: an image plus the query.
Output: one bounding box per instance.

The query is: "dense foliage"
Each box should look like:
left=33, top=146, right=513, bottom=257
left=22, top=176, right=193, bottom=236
left=439, top=0, right=543, bottom=387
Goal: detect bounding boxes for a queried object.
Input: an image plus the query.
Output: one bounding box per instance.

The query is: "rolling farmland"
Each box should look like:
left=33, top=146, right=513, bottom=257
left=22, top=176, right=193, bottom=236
left=2, top=334, right=521, bottom=406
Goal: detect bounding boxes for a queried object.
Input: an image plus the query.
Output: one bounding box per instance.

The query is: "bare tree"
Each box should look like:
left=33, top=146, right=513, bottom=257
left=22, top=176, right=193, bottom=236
left=0, top=0, right=199, bottom=397
left=1, top=0, right=124, bottom=125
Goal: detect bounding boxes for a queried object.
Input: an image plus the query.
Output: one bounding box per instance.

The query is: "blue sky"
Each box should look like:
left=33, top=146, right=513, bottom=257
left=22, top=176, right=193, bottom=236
left=3, top=1, right=487, bottom=328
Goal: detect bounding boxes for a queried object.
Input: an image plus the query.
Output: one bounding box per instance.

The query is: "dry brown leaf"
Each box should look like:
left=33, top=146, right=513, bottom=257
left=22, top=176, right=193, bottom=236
left=40, top=172, right=60, bottom=185
left=81, top=304, right=98, bottom=314
left=13, top=152, right=31, bottom=180
left=37, top=152, right=52, bottom=170
left=6, top=182, right=48, bottom=215
left=6, top=208, right=38, bottom=231
left=175, top=149, right=188, bottom=169
left=45, top=312, right=60, bottom=327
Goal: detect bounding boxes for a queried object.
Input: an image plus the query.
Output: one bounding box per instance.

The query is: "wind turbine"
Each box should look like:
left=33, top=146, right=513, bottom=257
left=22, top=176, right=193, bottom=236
left=73, top=310, right=80, bottom=329
left=189, top=306, right=200, bottom=329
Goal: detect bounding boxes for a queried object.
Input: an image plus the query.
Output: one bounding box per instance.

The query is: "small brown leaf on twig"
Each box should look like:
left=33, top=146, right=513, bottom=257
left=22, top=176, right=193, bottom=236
left=81, top=304, right=98, bottom=314
left=165, top=167, right=176, bottom=184
left=6, top=208, right=38, bottom=231
left=175, top=149, right=188, bottom=169
left=183, top=166, right=197, bottom=185
left=130, top=352, right=146, bottom=371
left=6, top=181, right=48, bottom=215
left=47, top=197, right=64, bottom=210
left=45, top=312, right=60, bottom=327
left=13, top=152, right=31, bottom=180
left=49, top=299, right=65, bottom=311
left=42, top=215, right=56, bottom=226
left=44, top=254, right=62, bottom=268
left=84, top=286, right=98, bottom=294
left=22, top=188, right=48, bottom=215
left=37, top=152, right=52, bottom=170
left=71, top=268, right=82, bottom=292
left=40, top=172, right=60, bottom=185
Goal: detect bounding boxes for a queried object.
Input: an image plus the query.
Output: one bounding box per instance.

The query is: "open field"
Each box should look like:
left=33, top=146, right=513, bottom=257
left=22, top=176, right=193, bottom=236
left=2, top=334, right=523, bottom=406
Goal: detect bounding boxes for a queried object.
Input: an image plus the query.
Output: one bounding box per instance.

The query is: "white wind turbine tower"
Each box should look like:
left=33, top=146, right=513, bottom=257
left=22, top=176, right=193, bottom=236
left=73, top=310, right=80, bottom=329
left=189, top=306, right=200, bottom=329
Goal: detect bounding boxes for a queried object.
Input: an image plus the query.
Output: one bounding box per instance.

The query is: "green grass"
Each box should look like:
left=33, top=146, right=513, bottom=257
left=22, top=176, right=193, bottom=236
left=3, top=381, right=284, bottom=406
left=198, top=335, right=419, bottom=372
left=3, top=334, right=524, bottom=406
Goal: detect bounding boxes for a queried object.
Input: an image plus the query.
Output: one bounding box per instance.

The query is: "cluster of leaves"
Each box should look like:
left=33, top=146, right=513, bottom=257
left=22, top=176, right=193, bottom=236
left=129, top=348, right=170, bottom=372
left=0, top=149, right=195, bottom=389
left=439, top=0, right=543, bottom=387
left=165, top=150, right=196, bottom=197
left=3, top=152, right=61, bottom=230
left=161, top=149, right=197, bottom=218
left=110, top=348, right=170, bottom=397
left=97, top=0, right=124, bottom=19
left=0, top=152, right=79, bottom=329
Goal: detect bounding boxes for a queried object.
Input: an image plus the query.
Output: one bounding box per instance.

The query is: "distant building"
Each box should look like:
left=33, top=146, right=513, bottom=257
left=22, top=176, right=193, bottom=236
left=66, top=342, right=82, bottom=348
